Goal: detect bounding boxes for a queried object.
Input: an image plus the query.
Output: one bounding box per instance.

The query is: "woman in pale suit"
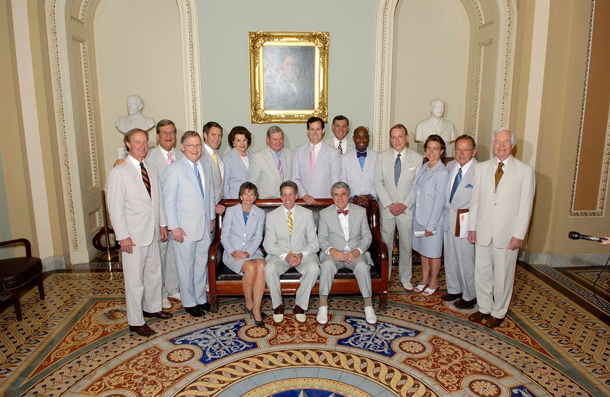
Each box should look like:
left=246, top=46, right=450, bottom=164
left=223, top=126, right=253, bottom=198
left=412, top=135, right=449, bottom=296
left=221, top=182, right=267, bottom=326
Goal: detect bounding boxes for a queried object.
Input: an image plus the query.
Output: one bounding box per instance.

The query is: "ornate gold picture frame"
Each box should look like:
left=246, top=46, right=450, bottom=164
left=249, top=31, right=329, bottom=124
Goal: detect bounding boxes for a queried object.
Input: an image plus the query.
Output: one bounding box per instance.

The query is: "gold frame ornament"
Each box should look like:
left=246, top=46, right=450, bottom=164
left=249, top=31, right=329, bottom=124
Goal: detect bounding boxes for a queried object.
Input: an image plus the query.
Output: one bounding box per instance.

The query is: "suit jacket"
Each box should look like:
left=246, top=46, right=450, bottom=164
left=341, top=149, right=377, bottom=197
left=292, top=142, right=341, bottom=198
left=374, top=148, right=423, bottom=218
left=413, top=160, right=449, bottom=231
left=162, top=156, right=215, bottom=241
left=443, top=159, right=477, bottom=233
left=324, top=136, right=354, bottom=154
left=223, top=148, right=252, bottom=199
left=468, top=156, right=535, bottom=248
left=221, top=204, right=265, bottom=257
left=107, top=156, right=165, bottom=246
left=318, top=204, right=372, bottom=264
left=146, top=145, right=183, bottom=176
left=200, top=146, right=224, bottom=203
left=263, top=205, right=319, bottom=257
left=248, top=147, right=293, bottom=199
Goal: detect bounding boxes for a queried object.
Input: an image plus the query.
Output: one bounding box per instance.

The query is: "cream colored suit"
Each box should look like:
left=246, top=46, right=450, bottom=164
left=248, top=147, right=293, bottom=199
left=107, top=155, right=166, bottom=326
left=468, top=155, right=535, bottom=318
left=374, top=148, right=423, bottom=287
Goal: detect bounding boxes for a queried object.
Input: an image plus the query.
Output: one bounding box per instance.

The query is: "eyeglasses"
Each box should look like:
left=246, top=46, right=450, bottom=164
left=185, top=144, right=202, bottom=149
left=455, top=148, right=474, bottom=153
left=159, top=130, right=176, bottom=136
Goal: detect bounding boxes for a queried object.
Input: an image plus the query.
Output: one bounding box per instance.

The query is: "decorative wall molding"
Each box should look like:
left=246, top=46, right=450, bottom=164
left=69, top=0, right=91, bottom=25
left=471, top=39, right=493, bottom=138
left=499, top=0, right=515, bottom=128
left=570, top=0, right=605, bottom=217
left=72, top=35, right=101, bottom=196
left=177, top=0, right=202, bottom=131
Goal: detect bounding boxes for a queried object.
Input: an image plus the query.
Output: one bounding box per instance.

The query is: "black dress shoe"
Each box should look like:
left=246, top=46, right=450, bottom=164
left=198, top=302, right=211, bottom=312
left=185, top=306, right=205, bottom=317
left=129, top=324, right=156, bottom=336
left=143, top=311, right=173, bottom=319
left=454, top=298, right=477, bottom=310
left=441, top=293, right=462, bottom=302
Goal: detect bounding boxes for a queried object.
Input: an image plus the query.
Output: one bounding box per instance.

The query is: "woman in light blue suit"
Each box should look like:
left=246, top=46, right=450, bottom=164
left=412, top=135, right=449, bottom=297
left=221, top=182, right=267, bottom=326
left=223, top=127, right=253, bottom=198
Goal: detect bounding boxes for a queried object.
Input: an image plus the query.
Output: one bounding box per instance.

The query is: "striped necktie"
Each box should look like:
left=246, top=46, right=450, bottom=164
left=140, top=162, right=151, bottom=198
left=287, top=210, right=293, bottom=237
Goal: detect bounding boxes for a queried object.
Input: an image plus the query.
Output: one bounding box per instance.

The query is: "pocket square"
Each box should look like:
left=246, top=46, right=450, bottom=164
left=465, top=184, right=473, bottom=188
left=408, top=167, right=415, bottom=171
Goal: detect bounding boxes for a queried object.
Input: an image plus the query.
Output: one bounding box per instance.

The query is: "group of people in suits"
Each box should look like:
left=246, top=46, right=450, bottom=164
left=107, top=112, right=535, bottom=336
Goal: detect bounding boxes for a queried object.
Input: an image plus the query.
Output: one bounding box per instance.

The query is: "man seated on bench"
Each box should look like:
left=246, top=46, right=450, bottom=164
left=317, top=182, right=377, bottom=325
left=263, top=181, right=320, bottom=323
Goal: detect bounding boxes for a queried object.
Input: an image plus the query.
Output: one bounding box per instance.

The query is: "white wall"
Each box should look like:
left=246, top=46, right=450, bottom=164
left=95, top=0, right=187, bottom=177
left=197, top=0, right=378, bottom=153
left=391, top=0, right=470, bottom=154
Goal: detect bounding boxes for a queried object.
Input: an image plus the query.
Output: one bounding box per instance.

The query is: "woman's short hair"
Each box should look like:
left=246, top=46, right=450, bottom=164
left=228, top=126, right=252, bottom=148
left=238, top=182, right=259, bottom=203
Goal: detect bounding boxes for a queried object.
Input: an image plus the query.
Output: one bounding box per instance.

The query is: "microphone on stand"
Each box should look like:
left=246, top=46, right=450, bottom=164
left=568, top=231, right=606, bottom=243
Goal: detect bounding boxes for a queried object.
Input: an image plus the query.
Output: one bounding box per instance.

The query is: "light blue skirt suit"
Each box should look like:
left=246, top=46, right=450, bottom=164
left=221, top=204, right=265, bottom=274
left=223, top=148, right=252, bottom=199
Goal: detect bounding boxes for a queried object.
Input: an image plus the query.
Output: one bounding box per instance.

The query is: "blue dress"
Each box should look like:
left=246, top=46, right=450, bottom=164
left=411, top=161, right=449, bottom=258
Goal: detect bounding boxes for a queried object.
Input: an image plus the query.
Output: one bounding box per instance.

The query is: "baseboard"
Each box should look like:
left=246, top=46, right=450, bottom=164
left=522, top=251, right=610, bottom=267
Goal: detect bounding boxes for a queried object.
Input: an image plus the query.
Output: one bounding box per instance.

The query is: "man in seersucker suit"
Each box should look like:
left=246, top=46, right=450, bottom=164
left=247, top=125, right=293, bottom=199
left=374, top=124, right=423, bottom=291
left=163, top=131, right=216, bottom=318
left=317, top=182, right=377, bottom=325
left=146, top=119, right=182, bottom=309
left=467, top=128, right=535, bottom=329
left=443, top=135, right=478, bottom=310
left=292, top=116, right=341, bottom=205
left=107, top=128, right=171, bottom=337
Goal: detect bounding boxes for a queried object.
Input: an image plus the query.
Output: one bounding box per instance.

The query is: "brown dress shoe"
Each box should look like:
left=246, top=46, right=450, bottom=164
left=454, top=298, right=477, bottom=310
left=129, top=324, right=156, bottom=336
left=484, top=316, right=504, bottom=329
left=143, top=311, right=173, bottom=319
left=467, top=311, right=490, bottom=322
left=441, top=293, right=462, bottom=302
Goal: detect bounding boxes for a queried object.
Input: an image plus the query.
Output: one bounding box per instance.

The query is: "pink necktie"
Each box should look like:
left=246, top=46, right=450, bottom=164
left=338, top=141, right=343, bottom=154
left=278, top=156, right=284, bottom=180
left=167, top=151, right=173, bottom=165
left=310, top=144, right=316, bottom=177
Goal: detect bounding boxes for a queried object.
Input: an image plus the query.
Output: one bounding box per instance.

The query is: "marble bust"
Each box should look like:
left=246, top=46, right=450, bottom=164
left=415, top=98, right=457, bottom=156
left=115, top=95, right=155, bottom=134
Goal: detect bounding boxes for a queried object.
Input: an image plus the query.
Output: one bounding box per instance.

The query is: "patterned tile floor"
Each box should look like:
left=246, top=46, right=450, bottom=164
left=0, top=264, right=609, bottom=396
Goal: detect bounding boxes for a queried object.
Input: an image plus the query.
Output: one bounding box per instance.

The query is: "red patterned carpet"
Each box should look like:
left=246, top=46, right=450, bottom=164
left=0, top=264, right=608, bottom=396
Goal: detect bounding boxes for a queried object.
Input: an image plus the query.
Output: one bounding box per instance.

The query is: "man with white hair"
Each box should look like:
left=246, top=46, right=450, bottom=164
left=467, top=128, right=535, bottom=329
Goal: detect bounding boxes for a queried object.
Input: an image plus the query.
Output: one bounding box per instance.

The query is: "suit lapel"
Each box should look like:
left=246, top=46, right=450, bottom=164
left=314, top=144, right=327, bottom=177
left=128, top=161, right=151, bottom=201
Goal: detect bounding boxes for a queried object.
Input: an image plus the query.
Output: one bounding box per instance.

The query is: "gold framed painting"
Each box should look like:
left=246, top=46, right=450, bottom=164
left=249, top=31, right=329, bottom=124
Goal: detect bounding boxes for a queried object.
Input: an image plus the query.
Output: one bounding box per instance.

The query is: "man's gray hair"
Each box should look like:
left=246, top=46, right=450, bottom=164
left=267, top=125, right=284, bottom=139
left=492, top=128, right=516, bottom=145
left=331, top=181, right=351, bottom=196
left=181, top=130, right=201, bottom=144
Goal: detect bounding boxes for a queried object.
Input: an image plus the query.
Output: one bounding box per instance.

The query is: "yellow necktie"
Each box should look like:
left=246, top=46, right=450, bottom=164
left=287, top=211, right=293, bottom=237
left=212, top=151, right=222, bottom=185
left=495, top=162, right=504, bottom=190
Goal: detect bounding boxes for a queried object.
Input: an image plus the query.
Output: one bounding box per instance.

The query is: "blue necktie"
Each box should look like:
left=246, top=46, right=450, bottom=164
left=449, top=168, right=462, bottom=203
left=194, top=163, right=204, bottom=199
left=394, top=154, right=401, bottom=186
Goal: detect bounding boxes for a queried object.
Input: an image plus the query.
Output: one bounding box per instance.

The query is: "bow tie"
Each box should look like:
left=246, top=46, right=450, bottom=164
left=337, top=209, right=349, bottom=216
left=356, top=151, right=367, bottom=158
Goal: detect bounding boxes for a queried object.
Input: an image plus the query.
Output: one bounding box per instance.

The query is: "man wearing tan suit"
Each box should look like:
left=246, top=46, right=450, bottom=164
left=467, top=128, right=535, bottom=328
left=107, top=129, right=171, bottom=337
left=374, top=124, right=423, bottom=290
left=248, top=126, right=293, bottom=199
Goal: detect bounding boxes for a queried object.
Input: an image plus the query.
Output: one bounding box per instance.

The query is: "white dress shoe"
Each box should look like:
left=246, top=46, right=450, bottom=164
left=162, top=298, right=172, bottom=309
left=403, top=282, right=414, bottom=292
left=316, top=306, right=328, bottom=324
left=295, top=313, right=307, bottom=323
left=272, top=313, right=284, bottom=323
left=364, top=306, right=377, bottom=325
left=169, top=292, right=181, bottom=301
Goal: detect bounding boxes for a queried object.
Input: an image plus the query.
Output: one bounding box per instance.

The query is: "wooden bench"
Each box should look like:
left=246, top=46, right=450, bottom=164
left=207, top=199, right=390, bottom=312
